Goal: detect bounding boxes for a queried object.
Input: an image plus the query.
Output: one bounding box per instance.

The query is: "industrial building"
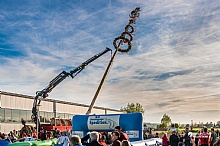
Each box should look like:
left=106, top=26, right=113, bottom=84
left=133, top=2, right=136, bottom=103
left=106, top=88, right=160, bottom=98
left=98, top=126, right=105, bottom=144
left=0, top=91, right=122, bottom=133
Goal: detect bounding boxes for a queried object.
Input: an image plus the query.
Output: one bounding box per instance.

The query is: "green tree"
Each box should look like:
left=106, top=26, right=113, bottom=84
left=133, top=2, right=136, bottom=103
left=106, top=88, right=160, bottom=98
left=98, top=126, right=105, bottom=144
left=158, top=123, right=167, bottom=129
left=160, top=113, right=171, bottom=128
left=120, top=103, right=145, bottom=115
left=174, top=123, right=179, bottom=128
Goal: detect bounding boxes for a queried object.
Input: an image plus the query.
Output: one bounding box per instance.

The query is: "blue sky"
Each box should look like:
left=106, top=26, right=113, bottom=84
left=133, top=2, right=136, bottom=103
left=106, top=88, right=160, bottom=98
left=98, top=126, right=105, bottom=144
left=1, top=0, right=220, bottom=124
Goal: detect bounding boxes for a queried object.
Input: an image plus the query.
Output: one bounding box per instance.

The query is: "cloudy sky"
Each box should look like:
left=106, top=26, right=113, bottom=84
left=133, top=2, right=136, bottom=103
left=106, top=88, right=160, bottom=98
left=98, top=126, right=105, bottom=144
left=1, top=0, right=220, bottom=124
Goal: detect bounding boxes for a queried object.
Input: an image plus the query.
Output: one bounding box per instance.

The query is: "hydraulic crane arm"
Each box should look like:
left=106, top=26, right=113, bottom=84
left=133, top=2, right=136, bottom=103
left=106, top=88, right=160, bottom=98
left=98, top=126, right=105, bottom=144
left=31, top=47, right=112, bottom=129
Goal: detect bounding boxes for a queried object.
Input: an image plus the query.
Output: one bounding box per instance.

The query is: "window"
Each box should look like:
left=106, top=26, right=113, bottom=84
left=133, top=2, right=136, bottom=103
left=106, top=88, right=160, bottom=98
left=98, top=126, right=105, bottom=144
left=12, top=109, right=20, bottom=122
left=68, top=114, right=74, bottom=120
left=0, top=108, right=5, bottom=122
left=50, top=118, right=55, bottom=126
left=5, top=109, right=12, bottom=122
left=57, top=113, right=65, bottom=118
left=0, top=108, right=50, bottom=123
left=64, top=113, right=69, bottom=119
left=60, top=113, right=64, bottom=118
left=45, top=112, right=53, bottom=123
left=39, top=111, right=45, bottom=123
left=56, top=119, right=60, bottom=126
left=20, top=110, right=27, bottom=121
left=26, top=110, right=32, bottom=123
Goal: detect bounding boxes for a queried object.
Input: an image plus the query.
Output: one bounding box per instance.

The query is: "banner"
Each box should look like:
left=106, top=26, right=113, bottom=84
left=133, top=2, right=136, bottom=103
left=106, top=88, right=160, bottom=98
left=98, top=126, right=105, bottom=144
left=88, top=115, right=119, bottom=130
left=72, top=112, right=143, bottom=142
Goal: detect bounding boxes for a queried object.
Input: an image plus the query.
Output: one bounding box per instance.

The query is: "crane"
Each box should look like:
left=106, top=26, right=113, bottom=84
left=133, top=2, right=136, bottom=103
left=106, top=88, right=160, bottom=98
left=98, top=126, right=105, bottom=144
left=31, top=47, right=112, bottom=130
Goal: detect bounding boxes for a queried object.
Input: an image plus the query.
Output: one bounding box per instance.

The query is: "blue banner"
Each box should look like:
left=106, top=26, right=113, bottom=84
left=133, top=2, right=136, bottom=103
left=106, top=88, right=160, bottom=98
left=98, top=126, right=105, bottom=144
left=72, top=112, right=143, bottom=142
left=0, top=140, right=9, bottom=146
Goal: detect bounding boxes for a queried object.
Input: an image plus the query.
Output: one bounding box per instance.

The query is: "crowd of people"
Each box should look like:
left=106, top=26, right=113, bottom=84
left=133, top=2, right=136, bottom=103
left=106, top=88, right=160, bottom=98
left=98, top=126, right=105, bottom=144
left=1, top=125, right=220, bottom=146
left=0, top=126, right=131, bottom=146
left=160, top=127, right=220, bottom=146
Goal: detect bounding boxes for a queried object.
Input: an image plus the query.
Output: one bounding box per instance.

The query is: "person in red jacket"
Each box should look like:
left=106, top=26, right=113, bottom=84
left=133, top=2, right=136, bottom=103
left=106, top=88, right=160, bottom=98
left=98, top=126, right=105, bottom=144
left=99, top=133, right=107, bottom=146
left=162, top=133, right=169, bottom=146
left=114, top=126, right=129, bottom=142
left=199, top=127, right=210, bottom=146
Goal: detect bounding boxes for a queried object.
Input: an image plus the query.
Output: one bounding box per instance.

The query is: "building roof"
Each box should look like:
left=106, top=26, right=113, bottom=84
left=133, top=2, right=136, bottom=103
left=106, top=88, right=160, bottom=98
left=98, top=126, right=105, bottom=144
left=0, top=91, right=121, bottom=112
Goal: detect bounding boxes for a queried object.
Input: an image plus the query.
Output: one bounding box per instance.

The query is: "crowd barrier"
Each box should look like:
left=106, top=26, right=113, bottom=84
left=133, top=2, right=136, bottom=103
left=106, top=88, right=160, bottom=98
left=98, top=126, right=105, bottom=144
left=6, top=138, right=58, bottom=146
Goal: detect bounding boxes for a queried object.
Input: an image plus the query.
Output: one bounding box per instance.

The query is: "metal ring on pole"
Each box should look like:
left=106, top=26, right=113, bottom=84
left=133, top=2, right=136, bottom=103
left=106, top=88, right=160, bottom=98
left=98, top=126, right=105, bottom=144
left=121, top=31, right=133, bottom=42
left=113, top=36, right=132, bottom=53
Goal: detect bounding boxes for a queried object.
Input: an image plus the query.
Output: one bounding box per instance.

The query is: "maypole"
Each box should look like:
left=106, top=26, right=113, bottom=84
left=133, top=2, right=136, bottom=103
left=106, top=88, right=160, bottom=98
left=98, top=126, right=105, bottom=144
left=86, top=7, right=141, bottom=114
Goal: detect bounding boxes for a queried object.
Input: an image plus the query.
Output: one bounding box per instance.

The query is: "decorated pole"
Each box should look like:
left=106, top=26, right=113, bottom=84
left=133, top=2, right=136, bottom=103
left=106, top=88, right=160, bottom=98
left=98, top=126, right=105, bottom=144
left=86, top=7, right=141, bottom=114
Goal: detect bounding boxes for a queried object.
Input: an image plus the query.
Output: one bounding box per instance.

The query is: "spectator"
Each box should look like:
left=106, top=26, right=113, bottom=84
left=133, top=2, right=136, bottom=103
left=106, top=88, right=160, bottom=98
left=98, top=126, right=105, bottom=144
left=66, top=129, right=71, bottom=137
left=32, top=130, right=37, bottom=138
left=169, top=130, right=179, bottom=146
left=69, top=135, right=83, bottom=146
left=111, top=131, right=121, bottom=146
left=81, top=133, right=91, bottom=145
left=199, top=127, right=210, bottom=146
left=105, top=132, right=112, bottom=144
left=47, top=132, right=54, bottom=139
left=54, top=128, right=60, bottom=138
left=162, top=133, right=169, bottom=146
left=9, top=131, right=16, bottom=142
left=40, top=129, right=47, bottom=141
left=155, top=133, right=160, bottom=138
left=216, top=129, right=219, bottom=137
left=148, top=131, right=154, bottom=139
left=210, top=128, right=217, bottom=146
left=12, top=130, right=16, bottom=137
left=184, top=127, right=191, bottom=146
left=7, top=133, right=13, bottom=143
left=213, top=136, right=220, bottom=146
left=56, top=131, right=69, bottom=146
left=191, top=136, right=196, bottom=146
left=114, top=126, right=129, bottom=142
left=122, top=140, right=131, bottom=146
left=14, top=134, right=37, bottom=142
left=99, top=133, right=107, bottom=146
left=85, top=131, right=103, bottom=146
left=195, top=131, right=200, bottom=146
left=178, top=132, right=184, bottom=146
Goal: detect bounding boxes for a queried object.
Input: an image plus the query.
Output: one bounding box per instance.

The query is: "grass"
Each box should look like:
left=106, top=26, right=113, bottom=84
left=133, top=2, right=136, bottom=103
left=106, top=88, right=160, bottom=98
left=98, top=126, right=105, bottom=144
left=148, top=127, right=213, bottom=138
left=177, top=127, right=213, bottom=132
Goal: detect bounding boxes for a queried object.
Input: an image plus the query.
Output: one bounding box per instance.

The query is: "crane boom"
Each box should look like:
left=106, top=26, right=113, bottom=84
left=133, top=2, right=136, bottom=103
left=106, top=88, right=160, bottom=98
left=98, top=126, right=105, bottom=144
left=31, top=47, right=112, bottom=130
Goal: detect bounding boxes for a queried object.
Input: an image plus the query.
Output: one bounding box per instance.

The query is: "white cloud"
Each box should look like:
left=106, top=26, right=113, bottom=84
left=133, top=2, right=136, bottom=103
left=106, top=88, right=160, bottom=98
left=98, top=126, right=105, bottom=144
left=1, top=1, right=220, bottom=124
